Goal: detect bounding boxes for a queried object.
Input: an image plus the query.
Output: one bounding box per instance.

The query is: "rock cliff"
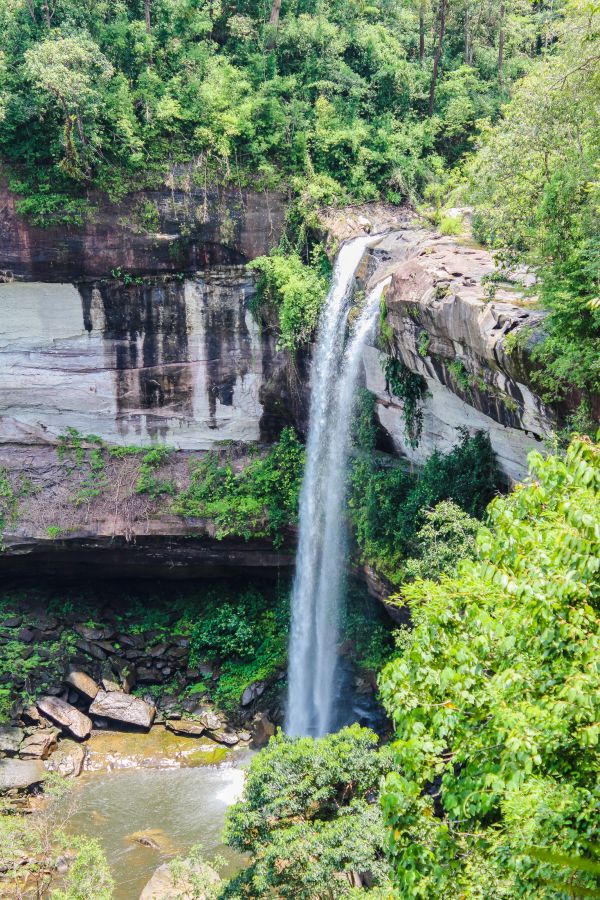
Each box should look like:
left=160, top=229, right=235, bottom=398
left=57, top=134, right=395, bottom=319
left=0, top=269, right=303, bottom=449
left=0, top=177, right=286, bottom=281
left=0, top=195, right=562, bottom=575
left=358, top=218, right=555, bottom=483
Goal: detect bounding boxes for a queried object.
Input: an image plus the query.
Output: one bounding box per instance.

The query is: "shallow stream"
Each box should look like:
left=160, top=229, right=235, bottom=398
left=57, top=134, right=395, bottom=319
left=59, top=729, right=249, bottom=899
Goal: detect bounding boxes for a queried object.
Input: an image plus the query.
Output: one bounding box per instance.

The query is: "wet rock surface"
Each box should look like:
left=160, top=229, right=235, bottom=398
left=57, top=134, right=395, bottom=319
left=89, top=691, right=156, bottom=730
left=0, top=178, right=285, bottom=281
left=45, top=739, right=85, bottom=777
left=165, top=719, right=205, bottom=737
left=361, top=222, right=557, bottom=482
left=0, top=757, right=45, bottom=790
left=37, top=696, right=93, bottom=740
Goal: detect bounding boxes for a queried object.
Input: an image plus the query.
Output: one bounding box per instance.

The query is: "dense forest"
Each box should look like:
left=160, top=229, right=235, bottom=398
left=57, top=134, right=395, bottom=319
left=1, top=0, right=597, bottom=399
left=0, top=0, right=599, bottom=897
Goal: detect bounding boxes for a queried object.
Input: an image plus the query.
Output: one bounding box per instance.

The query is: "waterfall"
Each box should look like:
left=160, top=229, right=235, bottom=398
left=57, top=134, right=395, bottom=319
left=286, top=233, right=389, bottom=737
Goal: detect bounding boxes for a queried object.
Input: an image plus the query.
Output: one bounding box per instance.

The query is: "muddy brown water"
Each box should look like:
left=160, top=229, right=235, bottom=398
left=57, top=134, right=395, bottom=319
left=56, top=728, right=250, bottom=899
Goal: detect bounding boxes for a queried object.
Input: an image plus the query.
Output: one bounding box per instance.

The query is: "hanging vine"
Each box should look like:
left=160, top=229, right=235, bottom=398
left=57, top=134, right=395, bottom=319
left=384, top=357, right=428, bottom=449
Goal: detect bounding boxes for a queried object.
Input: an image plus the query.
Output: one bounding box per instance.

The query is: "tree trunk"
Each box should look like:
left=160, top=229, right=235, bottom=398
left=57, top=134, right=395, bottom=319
left=428, top=0, right=447, bottom=115
left=464, top=3, right=472, bottom=65
left=419, top=2, right=425, bottom=63
left=498, top=1, right=505, bottom=84
left=265, top=0, right=282, bottom=48
left=269, top=0, right=282, bottom=26
left=144, top=0, right=152, bottom=34
left=42, top=0, right=52, bottom=26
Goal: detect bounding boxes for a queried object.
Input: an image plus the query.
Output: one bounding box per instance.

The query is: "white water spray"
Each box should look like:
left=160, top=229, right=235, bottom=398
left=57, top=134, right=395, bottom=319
left=286, top=233, right=390, bottom=737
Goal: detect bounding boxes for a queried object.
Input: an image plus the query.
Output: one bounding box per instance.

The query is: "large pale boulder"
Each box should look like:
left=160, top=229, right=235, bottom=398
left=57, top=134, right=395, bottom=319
left=0, top=758, right=45, bottom=790
left=37, top=697, right=92, bottom=740
left=241, top=680, right=266, bottom=707
left=252, top=712, right=275, bottom=747
left=89, top=690, right=155, bottom=729
left=139, top=861, right=219, bottom=899
left=19, top=727, right=60, bottom=759
left=65, top=670, right=99, bottom=701
left=45, top=740, right=86, bottom=777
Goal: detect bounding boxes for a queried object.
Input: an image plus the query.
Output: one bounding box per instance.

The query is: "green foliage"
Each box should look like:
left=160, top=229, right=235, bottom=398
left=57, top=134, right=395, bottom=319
left=469, top=2, right=600, bottom=402
left=189, top=587, right=288, bottom=710
left=173, top=427, right=304, bottom=546
left=0, top=467, right=18, bottom=549
left=383, top=357, right=427, bottom=449
left=504, top=324, right=534, bottom=356
left=0, top=778, right=112, bottom=899
left=135, top=445, right=175, bottom=498
left=447, top=358, right=472, bottom=394
left=417, top=331, right=430, bottom=358
left=342, top=584, right=396, bottom=672
left=223, top=725, right=393, bottom=897
left=399, top=499, right=480, bottom=583
left=379, top=436, right=600, bottom=898
left=249, top=250, right=329, bottom=350
left=0, top=0, right=551, bottom=221
left=349, top=415, right=499, bottom=581
left=438, top=213, right=462, bottom=236
left=51, top=837, right=114, bottom=900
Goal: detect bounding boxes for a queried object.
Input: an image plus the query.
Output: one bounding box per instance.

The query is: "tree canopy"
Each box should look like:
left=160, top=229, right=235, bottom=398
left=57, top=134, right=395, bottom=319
left=379, top=435, right=600, bottom=897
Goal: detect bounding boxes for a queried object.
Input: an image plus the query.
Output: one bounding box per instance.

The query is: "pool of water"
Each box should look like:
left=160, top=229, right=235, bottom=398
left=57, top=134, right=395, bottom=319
left=59, top=730, right=249, bottom=899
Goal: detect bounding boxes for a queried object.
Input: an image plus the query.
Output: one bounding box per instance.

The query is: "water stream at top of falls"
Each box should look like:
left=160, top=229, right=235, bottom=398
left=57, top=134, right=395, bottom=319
left=286, top=233, right=390, bottom=737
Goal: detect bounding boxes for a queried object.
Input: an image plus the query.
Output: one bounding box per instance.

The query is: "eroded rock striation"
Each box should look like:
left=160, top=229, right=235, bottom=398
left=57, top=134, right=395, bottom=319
left=360, top=222, right=555, bottom=482
left=0, top=178, right=285, bottom=281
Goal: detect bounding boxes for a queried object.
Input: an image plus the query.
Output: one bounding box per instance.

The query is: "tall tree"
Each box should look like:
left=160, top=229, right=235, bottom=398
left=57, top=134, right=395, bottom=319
left=497, top=0, right=505, bottom=83
left=428, top=0, right=448, bottom=114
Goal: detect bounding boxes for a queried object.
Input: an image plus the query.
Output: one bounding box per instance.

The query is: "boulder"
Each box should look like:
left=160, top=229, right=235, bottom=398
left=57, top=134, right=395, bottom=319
left=37, top=697, right=93, bottom=740
left=252, top=712, right=275, bottom=747
left=65, top=670, right=99, bottom=701
left=88, top=690, right=155, bottom=729
left=139, top=861, right=219, bottom=900
left=137, top=666, right=163, bottom=683
left=127, top=829, right=176, bottom=853
left=19, top=727, right=60, bottom=759
left=74, top=624, right=115, bottom=642
left=45, top=740, right=85, bottom=777
left=0, top=725, right=24, bottom=755
left=195, top=709, right=222, bottom=731
left=0, top=758, right=45, bottom=790
left=241, top=680, right=266, bottom=707
left=75, top=639, right=107, bottom=661
left=165, top=719, right=204, bottom=738
left=101, top=678, right=120, bottom=692
left=206, top=729, right=239, bottom=747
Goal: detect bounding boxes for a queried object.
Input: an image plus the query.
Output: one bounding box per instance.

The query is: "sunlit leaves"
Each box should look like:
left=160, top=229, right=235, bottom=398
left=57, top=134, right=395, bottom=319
left=379, top=436, right=600, bottom=898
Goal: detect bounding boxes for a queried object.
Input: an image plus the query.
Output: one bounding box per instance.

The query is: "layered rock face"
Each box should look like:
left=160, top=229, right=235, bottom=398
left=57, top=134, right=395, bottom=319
left=0, top=269, right=294, bottom=448
left=362, top=225, right=555, bottom=482
left=0, top=178, right=286, bottom=280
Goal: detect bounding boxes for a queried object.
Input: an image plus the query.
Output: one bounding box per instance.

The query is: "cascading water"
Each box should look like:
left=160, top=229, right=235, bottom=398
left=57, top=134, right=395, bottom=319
left=286, top=232, right=390, bottom=737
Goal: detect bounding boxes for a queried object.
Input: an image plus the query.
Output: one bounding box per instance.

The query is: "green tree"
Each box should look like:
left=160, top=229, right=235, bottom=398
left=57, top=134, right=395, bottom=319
left=468, top=0, right=600, bottom=400
left=223, top=726, right=393, bottom=898
left=24, top=33, right=114, bottom=180
left=379, top=436, right=600, bottom=897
